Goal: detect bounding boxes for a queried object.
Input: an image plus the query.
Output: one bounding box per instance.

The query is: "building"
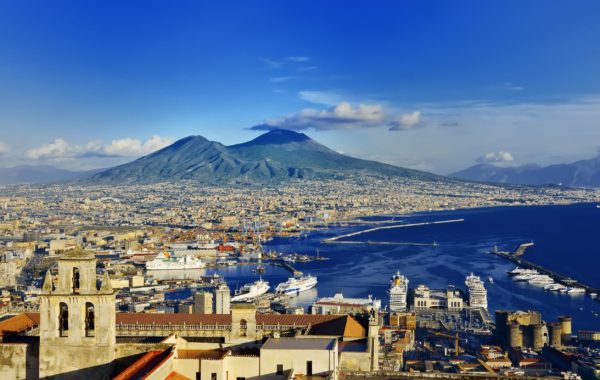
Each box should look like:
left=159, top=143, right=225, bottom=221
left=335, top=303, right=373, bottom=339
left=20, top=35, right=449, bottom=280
left=215, top=284, right=230, bottom=314
left=194, top=291, right=214, bottom=314
left=0, top=247, right=380, bottom=378
left=494, top=310, right=568, bottom=350
left=412, top=284, right=464, bottom=310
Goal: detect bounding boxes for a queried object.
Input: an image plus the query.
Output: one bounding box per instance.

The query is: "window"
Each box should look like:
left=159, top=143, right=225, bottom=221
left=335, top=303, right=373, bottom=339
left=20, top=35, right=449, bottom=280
left=59, top=302, right=69, bottom=337
left=85, top=302, right=95, bottom=337
left=306, top=361, right=313, bottom=376
left=211, top=373, right=217, bottom=380
left=276, top=364, right=283, bottom=375
left=236, top=377, right=246, bottom=380
left=72, top=267, right=80, bottom=294
left=196, top=373, right=200, bottom=380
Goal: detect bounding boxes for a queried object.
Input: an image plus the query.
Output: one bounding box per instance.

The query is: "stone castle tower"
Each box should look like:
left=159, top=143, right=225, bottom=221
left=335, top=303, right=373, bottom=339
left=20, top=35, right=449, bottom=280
left=39, top=248, right=116, bottom=379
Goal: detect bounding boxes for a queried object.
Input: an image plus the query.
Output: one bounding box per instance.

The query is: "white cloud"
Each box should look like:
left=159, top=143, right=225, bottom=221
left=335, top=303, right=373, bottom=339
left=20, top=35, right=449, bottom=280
left=478, top=151, right=515, bottom=165
left=26, top=135, right=173, bottom=160
left=250, top=102, right=386, bottom=131
left=0, top=141, right=10, bottom=155
left=388, top=111, right=422, bottom=131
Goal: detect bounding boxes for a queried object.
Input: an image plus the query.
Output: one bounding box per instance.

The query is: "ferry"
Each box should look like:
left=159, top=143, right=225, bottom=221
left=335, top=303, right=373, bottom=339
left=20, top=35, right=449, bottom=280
left=465, top=273, right=488, bottom=309
left=146, top=252, right=205, bottom=271
left=388, top=270, right=409, bottom=312
left=275, top=274, right=317, bottom=295
left=231, top=278, right=270, bottom=302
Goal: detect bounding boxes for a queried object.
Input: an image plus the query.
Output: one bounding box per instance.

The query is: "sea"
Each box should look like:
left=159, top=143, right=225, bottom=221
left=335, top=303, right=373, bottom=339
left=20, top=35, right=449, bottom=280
left=166, top=202, right=600, bottom=331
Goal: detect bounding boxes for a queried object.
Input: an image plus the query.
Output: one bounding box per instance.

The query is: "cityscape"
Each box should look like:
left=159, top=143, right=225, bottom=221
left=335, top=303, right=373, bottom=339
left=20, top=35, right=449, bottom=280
left=1, top=2, right=600, bottom=380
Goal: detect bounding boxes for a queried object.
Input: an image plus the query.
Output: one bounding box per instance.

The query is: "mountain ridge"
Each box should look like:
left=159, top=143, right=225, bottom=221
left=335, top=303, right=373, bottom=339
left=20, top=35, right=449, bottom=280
left=86, top=129, right=441, bottom=184
left=451, top=156, right=600, bottom=187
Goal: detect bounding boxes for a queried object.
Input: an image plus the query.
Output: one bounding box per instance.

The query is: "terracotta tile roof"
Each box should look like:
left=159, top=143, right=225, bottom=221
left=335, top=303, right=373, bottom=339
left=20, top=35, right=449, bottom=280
left=308, top=315, right=366, bottom=338
left=256, top=314, right=339, bottom=326
left=176, top=349, right=227, bottom=359
left=165, top=372, right=191, bottom=380
left=0, top=313, right=39, bottom=338
left=113, top=347, right=173, bottom=380
left=116, top=313, right=231, bottom=325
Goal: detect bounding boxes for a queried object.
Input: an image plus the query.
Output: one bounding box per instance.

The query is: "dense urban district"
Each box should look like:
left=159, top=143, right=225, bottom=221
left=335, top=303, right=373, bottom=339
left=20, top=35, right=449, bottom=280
left=0, top=176, right=599, bottom=379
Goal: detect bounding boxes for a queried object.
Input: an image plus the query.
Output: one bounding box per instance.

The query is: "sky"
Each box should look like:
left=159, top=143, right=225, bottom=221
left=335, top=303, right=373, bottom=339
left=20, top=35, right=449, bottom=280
left=1, top=1, right=600, bottom=174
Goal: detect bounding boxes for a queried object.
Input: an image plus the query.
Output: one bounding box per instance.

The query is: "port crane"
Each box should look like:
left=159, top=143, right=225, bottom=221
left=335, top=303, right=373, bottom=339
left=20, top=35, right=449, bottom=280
left=424, top=330, right=461, bottom=356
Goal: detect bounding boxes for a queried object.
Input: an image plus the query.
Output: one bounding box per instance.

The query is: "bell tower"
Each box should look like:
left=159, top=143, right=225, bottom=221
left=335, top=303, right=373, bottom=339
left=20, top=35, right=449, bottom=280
left=39, top=248, right=116, bottom=379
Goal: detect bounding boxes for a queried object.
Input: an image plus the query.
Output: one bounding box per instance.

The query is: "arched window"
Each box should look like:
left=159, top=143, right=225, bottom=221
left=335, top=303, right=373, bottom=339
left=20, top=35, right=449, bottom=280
left=85, top=302, right=95, bottom=337
left=59, top=302, right=69, bottom=337
left=72, top=267, right=80, bottom=294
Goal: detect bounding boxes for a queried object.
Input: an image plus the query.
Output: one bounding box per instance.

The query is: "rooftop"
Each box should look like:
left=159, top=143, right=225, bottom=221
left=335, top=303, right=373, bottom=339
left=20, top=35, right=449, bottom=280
left=262, top=337, right=336, bottom=351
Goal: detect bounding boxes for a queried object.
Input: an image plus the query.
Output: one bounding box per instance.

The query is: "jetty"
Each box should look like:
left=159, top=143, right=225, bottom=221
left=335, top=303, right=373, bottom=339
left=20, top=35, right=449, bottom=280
left=322, top=218, right=464, bottom=244
left=490, top=243, right=600, bottom=301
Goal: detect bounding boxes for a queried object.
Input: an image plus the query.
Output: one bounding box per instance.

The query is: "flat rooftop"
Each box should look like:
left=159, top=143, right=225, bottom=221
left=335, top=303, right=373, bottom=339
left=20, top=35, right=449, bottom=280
left=261, top=337, right=336, bottom=351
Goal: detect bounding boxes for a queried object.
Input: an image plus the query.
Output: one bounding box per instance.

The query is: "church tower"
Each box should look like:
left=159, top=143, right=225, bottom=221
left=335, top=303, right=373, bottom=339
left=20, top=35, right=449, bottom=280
left=39, top=248, right=116, bottom=379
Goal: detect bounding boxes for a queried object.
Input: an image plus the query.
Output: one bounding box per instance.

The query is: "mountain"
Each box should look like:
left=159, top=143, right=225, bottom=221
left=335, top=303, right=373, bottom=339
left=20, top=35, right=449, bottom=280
left=451, top=156, right=600, bottom=187
left=0, top=165, right=102, bottom=185
left=87, top=129, right=440, bottom=184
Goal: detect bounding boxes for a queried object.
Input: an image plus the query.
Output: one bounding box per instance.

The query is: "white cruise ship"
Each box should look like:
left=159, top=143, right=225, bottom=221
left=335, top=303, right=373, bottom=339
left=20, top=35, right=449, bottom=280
left=231, top=278, right=270, bottom=302
left=465, top=273, right=488, bottom=309
left=388, top=271, right=409, bottom=312
left=146, top=252, right=205, bottom=271
left=275, top=274, right=317, bottom=295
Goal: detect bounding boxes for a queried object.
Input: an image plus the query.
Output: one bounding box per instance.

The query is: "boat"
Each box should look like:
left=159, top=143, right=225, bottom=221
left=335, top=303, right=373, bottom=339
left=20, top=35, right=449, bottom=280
left=508, top=267, right=538, bottom=276
left=566, top=287, right=585, bottom=294
left=527, top=275, right=554, bottom=285
left=231, top=278, right=270, bottom=302
left=146, top=252, right=205, bottom=270
left=544, top=283, right=567, bottom=292
left=466, top=273, right=488, bottom=309
left=388, top=270, right=409, bottom=312
left=513, top=273, right=538, bottom=281
left=488, top=276, right=494, bottom=284
left=275, top=274, right=318, bottom=295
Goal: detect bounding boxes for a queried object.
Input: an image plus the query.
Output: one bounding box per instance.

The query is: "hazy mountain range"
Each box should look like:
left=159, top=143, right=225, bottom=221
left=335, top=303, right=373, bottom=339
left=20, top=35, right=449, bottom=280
left=451, top=156, right=600, bottom=187
left=0, top=165, right=103, bottom=186
left=86, top=129, right=439, bottom=184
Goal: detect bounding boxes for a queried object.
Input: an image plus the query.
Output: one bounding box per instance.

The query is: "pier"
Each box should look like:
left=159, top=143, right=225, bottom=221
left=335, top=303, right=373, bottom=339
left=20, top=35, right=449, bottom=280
left=322, top=218, right=464, bottom=244
left=324, top=240, right=438, bottom=246
left=490, top=243, right=600, bottom=301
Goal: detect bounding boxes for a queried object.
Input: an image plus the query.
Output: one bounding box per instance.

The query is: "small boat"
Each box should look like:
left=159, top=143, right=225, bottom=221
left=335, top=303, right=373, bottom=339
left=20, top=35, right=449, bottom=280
left=567, top=287, right=586, bottom=294
left=488, top=276, right=494, bottom=284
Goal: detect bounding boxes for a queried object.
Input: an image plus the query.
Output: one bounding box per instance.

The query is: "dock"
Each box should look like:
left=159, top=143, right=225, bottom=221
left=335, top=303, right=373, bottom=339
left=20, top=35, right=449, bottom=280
left=490, top=243, right=600, bottom=301
left=324, top=240, right=438, bottom=246
left=322, top=218, right=464, bottom=244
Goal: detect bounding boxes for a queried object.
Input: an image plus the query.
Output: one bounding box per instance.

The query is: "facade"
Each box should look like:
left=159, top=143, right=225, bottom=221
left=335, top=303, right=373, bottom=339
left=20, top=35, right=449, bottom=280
left=194, top=291, right=214, bottom=314
left=412, top=285, right=464, bottom=310
left=38, top=248, right=116, bottom=379
left=215, top=284, right=231, bottom=314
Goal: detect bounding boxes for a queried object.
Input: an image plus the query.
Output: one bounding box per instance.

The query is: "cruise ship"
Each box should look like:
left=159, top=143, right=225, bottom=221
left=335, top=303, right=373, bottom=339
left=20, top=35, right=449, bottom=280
left=146, top=252, right=205, bottom=271
left=465, top=273, right=488, bottom=309
left=388, top=271, right=409, bottom=312
left=275, top=274, right=317, bottom=295
left=231, top=278, right=270, bottom=302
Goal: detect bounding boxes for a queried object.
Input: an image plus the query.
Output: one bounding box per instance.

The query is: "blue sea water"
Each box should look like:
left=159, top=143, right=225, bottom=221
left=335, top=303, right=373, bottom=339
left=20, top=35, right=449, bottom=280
left=169, top=203, right=600, bottom=331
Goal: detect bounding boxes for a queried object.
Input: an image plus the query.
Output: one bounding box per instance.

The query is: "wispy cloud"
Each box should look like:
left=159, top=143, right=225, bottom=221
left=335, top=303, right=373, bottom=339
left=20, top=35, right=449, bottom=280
left=0, top=140, right=10, bottom=155
left=26, top=135, right=173, bottom=161
left=270, top=76, right=293, bottom=83
left=286, top=56, right=310, bottom=62
left=298, top=90, right=345, bottom=106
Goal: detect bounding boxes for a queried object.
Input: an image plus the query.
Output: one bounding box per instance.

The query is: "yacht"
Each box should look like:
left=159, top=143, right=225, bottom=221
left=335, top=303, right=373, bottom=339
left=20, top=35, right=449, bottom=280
left=231, top=278, right=270, bottom=302
left=275, top=274, right=317, bottom=295
left=527, top=275, right=554, bottom=285
left=567, top=287, right=586, bottom=294
left=388, top=271, right=409, bottom=312
left=465, top=273, right=488, bottom=309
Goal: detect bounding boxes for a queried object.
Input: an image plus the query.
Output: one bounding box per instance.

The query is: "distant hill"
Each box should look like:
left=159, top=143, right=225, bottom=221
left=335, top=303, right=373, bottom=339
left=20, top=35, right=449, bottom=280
left=451, top=156, right=600, bottom=187
left=0, top=165, right=101, bottom=185
left=87, top=129, right=441, bottom=184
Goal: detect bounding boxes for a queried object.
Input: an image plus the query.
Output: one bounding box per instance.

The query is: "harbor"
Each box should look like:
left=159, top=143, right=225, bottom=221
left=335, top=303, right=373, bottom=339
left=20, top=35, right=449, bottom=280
left=490, top=243, right=600, bottom=302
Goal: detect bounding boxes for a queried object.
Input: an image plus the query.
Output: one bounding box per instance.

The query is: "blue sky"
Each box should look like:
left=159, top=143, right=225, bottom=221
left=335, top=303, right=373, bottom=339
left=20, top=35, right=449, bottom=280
left=1, top=1, right=599, bottom=173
